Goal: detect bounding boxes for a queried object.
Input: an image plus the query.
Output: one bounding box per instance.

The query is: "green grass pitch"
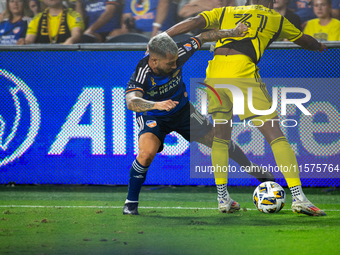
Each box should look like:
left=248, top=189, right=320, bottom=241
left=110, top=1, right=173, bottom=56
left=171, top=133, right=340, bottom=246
left=1, top=185, right=340, bottom=255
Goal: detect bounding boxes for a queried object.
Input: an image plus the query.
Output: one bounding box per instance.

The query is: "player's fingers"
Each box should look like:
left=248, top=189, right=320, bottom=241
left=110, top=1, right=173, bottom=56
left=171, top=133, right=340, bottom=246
left=240, top=23, right=248, bottom=31
left=171, top=101, right=179, bottom=108
left=169, top=104, right=176, bottom=110
left=164, top=103, right=173, bottom=111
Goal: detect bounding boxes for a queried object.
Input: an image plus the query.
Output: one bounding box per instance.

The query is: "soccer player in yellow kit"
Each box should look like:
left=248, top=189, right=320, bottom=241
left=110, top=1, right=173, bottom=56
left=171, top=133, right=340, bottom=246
left=166, top=0, right=328, bottom=216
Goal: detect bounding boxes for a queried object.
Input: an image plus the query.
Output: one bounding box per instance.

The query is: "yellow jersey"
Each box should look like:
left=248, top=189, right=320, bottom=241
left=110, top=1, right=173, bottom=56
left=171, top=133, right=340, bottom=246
left=27, top=9, right=84, bottom=38
left=304, top=18, right=340, bottom=41
left=199, top=5, right=302, bottom=63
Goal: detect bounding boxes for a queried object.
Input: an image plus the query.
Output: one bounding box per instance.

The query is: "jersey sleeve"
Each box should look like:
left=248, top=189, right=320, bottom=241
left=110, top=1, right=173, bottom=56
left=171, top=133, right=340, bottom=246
left=67, top=10, right=85, bottom=31
left=125, top=72, right=146, bottom=95
left=279, top=17, right=303, bottom=41
left=199, top=7, right=224, bottom=29
left=176, top=36, right=202, bottom=66
left=26, top=13, right=42, bottom=35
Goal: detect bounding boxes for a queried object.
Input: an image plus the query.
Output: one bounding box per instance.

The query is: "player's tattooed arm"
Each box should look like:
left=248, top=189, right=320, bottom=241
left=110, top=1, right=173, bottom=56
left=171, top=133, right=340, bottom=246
left=126, top=91, right=179, bottom=112
left=126, top=91, right=155, bottom=112
left=197, top=22, right=248, bottom=44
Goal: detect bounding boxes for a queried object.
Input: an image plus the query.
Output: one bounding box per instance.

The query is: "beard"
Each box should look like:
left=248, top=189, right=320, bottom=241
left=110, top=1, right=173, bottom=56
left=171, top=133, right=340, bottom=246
left=155, top=66, right=171, bottom=76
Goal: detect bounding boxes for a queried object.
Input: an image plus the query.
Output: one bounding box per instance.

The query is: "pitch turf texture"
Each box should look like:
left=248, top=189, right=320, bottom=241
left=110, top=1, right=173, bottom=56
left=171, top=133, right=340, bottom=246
left=1, top=185, right=340, bottom=255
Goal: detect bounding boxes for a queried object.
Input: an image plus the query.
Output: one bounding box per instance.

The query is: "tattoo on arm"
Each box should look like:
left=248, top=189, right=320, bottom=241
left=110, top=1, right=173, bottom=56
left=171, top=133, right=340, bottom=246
left=130, top=99, right=155, bottom=112
left=200, top=29, right=241, bottom=44
left=126, top=91, right=155, bottom=112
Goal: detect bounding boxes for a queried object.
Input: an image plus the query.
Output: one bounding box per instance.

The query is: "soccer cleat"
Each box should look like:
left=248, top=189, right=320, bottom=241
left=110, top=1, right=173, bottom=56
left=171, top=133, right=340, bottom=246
left=291, top=197, right=326, bottom=216
left=123, top=203, right=139, bottom=215
left=218, top=197, right=240, bottom=213
left=247, top=162, right=275, bottom=183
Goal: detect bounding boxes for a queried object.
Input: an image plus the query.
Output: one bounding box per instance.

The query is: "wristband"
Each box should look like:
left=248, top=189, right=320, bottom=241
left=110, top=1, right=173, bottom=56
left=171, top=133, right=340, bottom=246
left=152, top=22, right=162, bottom=28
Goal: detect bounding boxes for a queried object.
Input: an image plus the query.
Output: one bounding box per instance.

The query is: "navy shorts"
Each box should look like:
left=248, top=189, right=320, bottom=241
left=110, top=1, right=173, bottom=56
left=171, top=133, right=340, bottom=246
left=137, top=102, right=212, bottom=152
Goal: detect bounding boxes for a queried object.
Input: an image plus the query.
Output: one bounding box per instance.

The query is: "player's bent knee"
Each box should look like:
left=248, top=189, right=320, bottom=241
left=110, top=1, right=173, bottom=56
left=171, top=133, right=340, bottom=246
left=137, top=149, right=157, bottom=167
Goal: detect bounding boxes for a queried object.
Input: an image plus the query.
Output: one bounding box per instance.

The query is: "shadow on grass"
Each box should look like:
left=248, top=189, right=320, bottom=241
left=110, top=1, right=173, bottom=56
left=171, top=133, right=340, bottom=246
left=140, top=211, right=339, bottom=227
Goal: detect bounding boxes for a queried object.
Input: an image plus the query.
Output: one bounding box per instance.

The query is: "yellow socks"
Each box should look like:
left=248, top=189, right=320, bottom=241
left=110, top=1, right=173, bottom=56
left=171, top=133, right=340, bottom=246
left=270, top=136, right=301, bottom=188
left=212, top=137, right=230, bottom=186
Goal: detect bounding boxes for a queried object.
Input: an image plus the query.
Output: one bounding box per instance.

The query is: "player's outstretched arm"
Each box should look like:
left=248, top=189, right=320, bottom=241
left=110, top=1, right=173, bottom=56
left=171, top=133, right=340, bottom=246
left=126, top=91, right=179, bottom=112
left=293, top=34, right=327, bottom=52
left=165, top=15, right=206, bottom=38
left=196, top=22, right=248, bottom=44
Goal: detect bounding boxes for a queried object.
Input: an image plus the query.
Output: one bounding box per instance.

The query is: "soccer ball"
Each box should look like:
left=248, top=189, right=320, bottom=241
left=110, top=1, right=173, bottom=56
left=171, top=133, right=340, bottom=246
left=253, top=181, right=286, bottom=213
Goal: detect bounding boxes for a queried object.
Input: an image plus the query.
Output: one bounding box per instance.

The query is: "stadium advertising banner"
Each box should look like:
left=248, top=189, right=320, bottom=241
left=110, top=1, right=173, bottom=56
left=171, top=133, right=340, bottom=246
left=0, top=48, right=339, bottom=186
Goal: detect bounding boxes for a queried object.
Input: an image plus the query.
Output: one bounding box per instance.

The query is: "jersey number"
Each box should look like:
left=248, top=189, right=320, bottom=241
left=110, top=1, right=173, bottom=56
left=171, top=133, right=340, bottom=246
left=234, top=14, right=252, bottom=27
left=234, top=14, right=268, bottom=31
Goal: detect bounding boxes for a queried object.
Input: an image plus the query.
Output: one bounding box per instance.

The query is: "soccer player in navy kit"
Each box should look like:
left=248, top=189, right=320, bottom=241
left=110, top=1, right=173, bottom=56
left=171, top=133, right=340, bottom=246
left=123, top=23, right=275, bottom=215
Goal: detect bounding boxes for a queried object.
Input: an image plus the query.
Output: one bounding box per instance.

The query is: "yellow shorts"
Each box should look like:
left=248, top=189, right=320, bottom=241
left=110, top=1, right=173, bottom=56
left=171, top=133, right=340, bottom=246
left=205, top=54, right=277, bottom=125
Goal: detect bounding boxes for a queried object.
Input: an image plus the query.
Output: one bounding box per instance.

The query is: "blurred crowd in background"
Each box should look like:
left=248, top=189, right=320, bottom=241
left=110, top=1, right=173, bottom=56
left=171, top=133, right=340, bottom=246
left=0, top=0, right=339, bottom=45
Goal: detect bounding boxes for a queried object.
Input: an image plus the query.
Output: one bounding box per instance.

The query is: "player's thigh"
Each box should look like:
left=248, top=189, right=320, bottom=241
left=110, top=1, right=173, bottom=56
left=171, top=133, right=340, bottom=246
left=138, top=132, right=162, bottom=161
left=137, top=115, right=167, bottom=153
left=257, top=116, right=284, bottom=144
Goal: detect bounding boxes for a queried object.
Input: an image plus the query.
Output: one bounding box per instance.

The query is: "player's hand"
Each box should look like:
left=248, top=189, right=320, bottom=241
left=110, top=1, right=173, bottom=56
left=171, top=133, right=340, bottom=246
left=318, top=42, right=328, bottom=53
left=156, top=99, right=179, bottom=112
left=232, top=22, right=248, bottom=37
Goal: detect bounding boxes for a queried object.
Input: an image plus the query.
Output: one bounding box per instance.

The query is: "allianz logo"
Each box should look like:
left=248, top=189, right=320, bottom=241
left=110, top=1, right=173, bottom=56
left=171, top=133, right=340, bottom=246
left=0, top=69, right=41, bottom=167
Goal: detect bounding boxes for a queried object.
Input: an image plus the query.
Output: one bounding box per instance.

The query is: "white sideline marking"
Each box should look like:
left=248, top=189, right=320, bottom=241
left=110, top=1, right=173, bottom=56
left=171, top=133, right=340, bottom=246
left=0, top=205, right=339, bottom=211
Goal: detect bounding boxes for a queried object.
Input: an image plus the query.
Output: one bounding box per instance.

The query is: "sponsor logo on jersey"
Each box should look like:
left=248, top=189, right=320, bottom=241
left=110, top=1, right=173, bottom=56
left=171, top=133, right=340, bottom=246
left=159, top=76, right=181, bottom=95
left=13, top=27, right=21, bottom=34
left=314, top=33, right=328, bottom=41
left=184, top=43, right=192, bottom=51
left=131, top=0, right=150, bottom=16
left=146, top=120, right=157, bottom=128
left=147, top=90, right=158, bottom=97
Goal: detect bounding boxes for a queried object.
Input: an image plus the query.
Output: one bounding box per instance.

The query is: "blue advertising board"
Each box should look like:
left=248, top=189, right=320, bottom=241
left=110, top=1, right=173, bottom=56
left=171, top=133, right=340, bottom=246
left=0, top=47, right=339, bottom=186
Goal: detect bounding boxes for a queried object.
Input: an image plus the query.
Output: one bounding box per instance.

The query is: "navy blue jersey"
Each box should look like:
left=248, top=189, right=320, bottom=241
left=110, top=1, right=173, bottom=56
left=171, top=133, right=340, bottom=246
left=0, top=18, right=29, bottom=44
left=82, top=0, right=122, bottom=33
left=125, top=36, right=201, bottom=117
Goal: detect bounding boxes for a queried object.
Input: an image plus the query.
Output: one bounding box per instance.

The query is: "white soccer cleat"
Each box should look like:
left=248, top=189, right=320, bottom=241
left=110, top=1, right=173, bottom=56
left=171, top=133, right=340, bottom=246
left=291, top=197, right=326, bottom=216
left=218, top=197, right=240, bottom=213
